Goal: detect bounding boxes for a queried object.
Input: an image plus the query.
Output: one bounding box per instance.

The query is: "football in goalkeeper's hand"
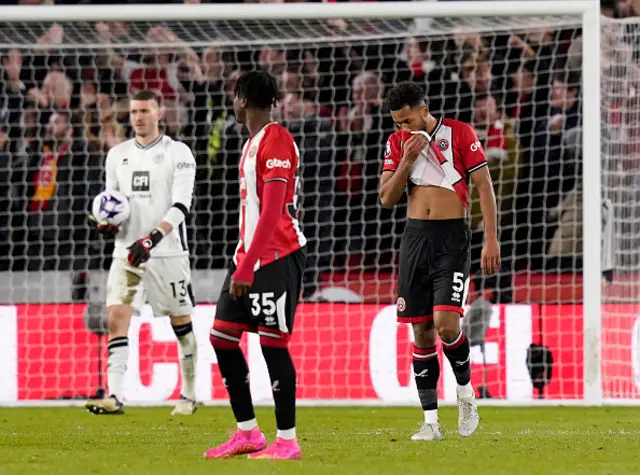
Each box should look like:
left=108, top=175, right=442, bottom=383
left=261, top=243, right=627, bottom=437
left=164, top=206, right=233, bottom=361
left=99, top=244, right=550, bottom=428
left=91, top=190, right=131, bottom=226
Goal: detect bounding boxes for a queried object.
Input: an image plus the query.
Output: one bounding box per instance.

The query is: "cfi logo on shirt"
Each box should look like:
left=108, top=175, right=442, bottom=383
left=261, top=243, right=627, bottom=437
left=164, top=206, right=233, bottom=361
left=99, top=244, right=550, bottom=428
left=470, top=140, right=482, bottom=152
left=266, top=158, right=291, bottom=169
left=132, top=171, right=150, bottom=191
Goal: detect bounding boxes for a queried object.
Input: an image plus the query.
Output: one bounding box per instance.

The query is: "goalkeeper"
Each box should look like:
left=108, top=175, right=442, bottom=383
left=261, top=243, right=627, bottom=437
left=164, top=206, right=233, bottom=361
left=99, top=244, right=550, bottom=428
left=85, top=90, right=198, bottom=416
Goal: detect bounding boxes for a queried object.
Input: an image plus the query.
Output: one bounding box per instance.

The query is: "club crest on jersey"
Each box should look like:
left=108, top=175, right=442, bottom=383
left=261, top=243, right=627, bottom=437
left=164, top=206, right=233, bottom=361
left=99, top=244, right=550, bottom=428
left=153, top=153, right=164, bottom=164
left=438, top=138, right=449, bottom=151
left=385, top=140, right=391, bottom=157
left=249, top=145, right=258, bottom=158
left=397, top=297, right=406, bottom=312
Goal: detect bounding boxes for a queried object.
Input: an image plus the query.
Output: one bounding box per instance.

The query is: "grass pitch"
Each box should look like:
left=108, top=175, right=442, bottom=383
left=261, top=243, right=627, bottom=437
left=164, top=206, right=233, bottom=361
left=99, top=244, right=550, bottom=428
left=1, top=406, right=639, bottom=475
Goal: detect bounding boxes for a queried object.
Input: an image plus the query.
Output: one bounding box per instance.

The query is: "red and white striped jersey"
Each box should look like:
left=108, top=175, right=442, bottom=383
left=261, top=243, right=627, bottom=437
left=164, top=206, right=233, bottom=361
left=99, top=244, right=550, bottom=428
left=383, top=118, right=488, bottom=209
left=234, top=122, right=307, bottom=269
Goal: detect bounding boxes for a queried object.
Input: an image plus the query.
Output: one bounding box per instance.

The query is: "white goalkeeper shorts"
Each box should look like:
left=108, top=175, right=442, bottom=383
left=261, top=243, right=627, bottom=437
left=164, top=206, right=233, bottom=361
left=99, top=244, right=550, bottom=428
left=106, top=256, right=194, bottom=317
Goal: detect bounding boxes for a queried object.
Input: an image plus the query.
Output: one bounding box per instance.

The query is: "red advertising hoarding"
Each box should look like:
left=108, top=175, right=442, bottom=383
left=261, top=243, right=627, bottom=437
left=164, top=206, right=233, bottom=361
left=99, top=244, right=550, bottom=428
left=0, top=303, right=638, bottom=403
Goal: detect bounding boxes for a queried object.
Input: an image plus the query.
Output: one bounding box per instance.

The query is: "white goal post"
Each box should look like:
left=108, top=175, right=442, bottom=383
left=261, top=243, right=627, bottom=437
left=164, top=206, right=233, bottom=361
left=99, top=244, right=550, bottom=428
left=0, top=1, right=613, bottom=407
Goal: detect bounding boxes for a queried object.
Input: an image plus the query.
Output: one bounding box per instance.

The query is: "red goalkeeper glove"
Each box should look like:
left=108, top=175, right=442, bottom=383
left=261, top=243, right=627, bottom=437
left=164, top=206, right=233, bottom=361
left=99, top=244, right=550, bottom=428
left=87, top=213, right=119, bottom=239
left=127, top=229, right=164, bottom=267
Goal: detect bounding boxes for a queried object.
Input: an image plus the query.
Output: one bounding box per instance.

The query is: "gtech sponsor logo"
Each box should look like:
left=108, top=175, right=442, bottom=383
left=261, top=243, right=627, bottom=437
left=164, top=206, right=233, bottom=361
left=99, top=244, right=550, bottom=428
left=266, top=158, right=291, bottom=169
left=470, top=140, right=482, bottom=152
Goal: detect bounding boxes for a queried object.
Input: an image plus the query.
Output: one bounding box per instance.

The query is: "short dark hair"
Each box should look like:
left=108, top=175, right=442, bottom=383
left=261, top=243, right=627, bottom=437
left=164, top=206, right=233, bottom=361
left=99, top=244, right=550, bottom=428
left=234, top=70, right=280, bottom=110
left=385, top=82, right=426, bottom=111
left=132, top=90, right=159, bottom=103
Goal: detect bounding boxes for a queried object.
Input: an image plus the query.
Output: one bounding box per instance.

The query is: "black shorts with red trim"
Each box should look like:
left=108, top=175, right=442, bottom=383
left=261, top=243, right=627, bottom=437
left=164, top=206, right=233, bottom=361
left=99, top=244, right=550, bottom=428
left=396, top=219, right=470, bottom=323
left=214, top=247, right=306, bottom=343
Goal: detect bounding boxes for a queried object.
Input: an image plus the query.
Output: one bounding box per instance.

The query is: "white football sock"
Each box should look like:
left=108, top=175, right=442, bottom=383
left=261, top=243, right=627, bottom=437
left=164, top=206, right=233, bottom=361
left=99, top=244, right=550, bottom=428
left=424, top=409, right=439, bottom=424
left=174, top=323, right=198, bottom=401
left=107, top=336, right=129, bottom=401
left=457, top=382, right=474, bottom=399
left=277, top=428, right=296, bottom=440
left=238, top=418, right=258, bottom=431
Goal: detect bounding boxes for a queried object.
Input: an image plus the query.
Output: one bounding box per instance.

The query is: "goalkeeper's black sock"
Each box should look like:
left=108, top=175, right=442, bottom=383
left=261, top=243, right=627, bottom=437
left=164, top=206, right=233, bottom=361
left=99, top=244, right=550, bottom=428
left=210, top=330, right=255, bottom=426
left=413, top=345, right=440, bottom=414
left=261, top=341, right=297, bottom=438
left=442, top=331, right=471, bottom=386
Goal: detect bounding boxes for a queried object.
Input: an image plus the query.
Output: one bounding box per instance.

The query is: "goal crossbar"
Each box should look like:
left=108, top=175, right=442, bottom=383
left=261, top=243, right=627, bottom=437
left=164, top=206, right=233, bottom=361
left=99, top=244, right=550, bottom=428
left=0, top=1, right=599, bottom=22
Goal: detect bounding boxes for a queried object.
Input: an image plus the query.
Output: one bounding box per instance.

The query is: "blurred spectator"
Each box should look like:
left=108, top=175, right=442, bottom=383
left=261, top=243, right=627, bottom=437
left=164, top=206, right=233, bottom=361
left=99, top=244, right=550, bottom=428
left=514, top=72, right=581, bottom=271
left=469, top=94, right=521, bottom=302
left=278, top=92, right=334, bottom=295
left=10, top=111, right=101, bottom=271
left=334, top=70, right=397, bottom=267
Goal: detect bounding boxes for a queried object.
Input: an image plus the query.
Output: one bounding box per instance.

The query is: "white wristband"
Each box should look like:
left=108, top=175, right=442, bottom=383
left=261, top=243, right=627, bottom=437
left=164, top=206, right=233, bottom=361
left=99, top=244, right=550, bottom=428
left=162, top=205, right=187, bottom=230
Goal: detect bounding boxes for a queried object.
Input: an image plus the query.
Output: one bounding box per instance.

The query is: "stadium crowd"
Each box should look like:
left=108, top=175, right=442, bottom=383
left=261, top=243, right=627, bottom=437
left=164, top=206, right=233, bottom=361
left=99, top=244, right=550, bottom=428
left=0, top=0, right=638, bottom=301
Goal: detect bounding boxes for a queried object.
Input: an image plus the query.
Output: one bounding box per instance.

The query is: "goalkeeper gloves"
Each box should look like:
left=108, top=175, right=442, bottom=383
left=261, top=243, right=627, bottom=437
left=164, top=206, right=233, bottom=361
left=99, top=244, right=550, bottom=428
left=87, top=214, right=119, bottom=239
left=127, top=228, right=164, bottom=267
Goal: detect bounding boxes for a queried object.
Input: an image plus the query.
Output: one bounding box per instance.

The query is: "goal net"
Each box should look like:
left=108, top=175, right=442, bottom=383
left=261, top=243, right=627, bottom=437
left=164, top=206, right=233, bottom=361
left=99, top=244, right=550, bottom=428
left=0, top=2, right=630, bottom=406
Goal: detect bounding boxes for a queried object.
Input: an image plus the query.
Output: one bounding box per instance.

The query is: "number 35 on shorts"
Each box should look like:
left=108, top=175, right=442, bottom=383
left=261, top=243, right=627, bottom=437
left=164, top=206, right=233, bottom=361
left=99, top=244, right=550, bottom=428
left=249, top=291, right=288, bottom=330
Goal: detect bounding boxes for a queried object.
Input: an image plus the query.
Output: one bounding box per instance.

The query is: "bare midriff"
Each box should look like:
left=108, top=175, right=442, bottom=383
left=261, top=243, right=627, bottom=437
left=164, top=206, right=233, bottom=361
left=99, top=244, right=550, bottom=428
left=406, top=185, right=465, bottom=220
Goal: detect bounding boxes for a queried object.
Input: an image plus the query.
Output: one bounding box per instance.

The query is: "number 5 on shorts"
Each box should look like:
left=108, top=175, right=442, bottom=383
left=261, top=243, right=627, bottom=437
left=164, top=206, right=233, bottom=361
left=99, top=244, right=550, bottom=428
left=452, top=272, right=470, bottom=306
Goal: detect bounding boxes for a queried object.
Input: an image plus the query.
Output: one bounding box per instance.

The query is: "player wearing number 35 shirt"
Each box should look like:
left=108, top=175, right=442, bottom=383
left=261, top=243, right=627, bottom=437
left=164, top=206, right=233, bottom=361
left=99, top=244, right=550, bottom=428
left=379, top=83, right=501, bottom=442
left=85, top=90, right=198, bottom=417
left=205, top=71, right=306, bottom=461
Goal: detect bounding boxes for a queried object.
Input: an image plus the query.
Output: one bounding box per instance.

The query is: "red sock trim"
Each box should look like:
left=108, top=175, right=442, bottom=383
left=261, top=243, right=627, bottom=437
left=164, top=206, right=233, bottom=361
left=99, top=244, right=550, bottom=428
left=442, top=331, right=467, bottom=350
left=413, top=345, right=436, bottom=355
left=412, top=345, right=438, bottom=360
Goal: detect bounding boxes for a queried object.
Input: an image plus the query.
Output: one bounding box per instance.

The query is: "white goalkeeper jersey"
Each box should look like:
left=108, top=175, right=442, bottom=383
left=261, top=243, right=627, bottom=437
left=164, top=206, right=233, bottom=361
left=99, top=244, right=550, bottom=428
left=104, top=134, right=196, bottom=259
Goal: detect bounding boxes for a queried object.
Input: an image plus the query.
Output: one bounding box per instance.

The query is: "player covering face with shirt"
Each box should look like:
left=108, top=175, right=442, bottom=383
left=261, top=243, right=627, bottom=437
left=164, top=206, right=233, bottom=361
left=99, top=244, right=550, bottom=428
left=379, top=82, right=500, bottom=441
left=204, top=70, right=307, bottom=461
left=86, top=90, right=198, bottom=417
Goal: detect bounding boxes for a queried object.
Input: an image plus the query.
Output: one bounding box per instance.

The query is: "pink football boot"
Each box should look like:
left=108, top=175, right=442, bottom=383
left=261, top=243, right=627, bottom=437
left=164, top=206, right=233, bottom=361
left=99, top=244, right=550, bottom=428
left=203, top=428, right=267, bottom=459
left=247, top=437, right=302, bottom=460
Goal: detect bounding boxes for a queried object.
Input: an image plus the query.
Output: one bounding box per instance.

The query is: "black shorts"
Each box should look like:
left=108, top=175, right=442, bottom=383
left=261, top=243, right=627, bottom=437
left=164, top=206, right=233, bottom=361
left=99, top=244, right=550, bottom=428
left=215, top=247, right=306, bottom=341
left=397, top=219, right=470, bottom=323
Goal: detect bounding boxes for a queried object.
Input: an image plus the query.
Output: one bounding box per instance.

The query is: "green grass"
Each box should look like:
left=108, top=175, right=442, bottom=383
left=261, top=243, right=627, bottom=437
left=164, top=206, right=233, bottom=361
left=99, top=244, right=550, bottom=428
left=1, top=407, right=639, bottom=475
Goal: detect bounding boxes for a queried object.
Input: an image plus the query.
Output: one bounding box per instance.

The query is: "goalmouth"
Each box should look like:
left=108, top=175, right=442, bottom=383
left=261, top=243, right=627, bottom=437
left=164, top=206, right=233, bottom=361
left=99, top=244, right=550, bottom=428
left=0, top=1, right=609, bottom=407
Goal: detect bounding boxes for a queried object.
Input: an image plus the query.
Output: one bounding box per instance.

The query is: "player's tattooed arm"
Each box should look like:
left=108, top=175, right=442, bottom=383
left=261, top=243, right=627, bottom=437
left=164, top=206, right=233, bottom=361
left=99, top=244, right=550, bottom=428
left=470, top=166, right=500, bottom=275
left=379, top=134, right=428, bottom=207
